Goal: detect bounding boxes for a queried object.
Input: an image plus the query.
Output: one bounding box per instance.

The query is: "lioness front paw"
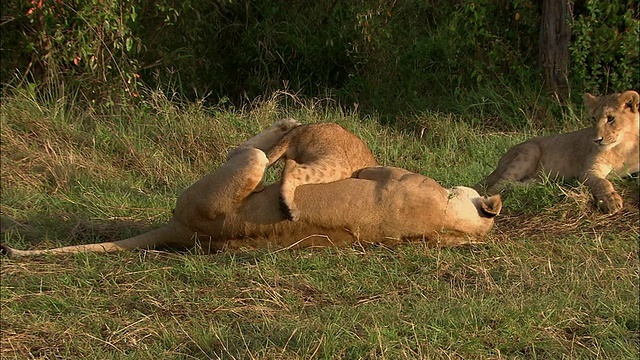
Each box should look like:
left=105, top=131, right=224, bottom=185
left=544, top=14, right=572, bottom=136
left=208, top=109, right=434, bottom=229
left=596, top=192, right=623, bottom=214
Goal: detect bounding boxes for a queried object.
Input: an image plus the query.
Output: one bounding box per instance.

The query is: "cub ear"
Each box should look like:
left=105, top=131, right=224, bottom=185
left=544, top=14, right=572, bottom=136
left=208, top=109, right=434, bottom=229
left=583, top=92, right=599, bottom=116
left=619, top=90, right=639, bottom=113
left=480, top=194, right=502, bottom=218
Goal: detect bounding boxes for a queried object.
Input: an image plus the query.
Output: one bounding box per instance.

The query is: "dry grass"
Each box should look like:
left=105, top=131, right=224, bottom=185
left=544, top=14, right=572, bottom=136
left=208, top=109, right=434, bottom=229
left=495, top=179, right=639, bottom=241
left=1, top=89, right=638, bottom=359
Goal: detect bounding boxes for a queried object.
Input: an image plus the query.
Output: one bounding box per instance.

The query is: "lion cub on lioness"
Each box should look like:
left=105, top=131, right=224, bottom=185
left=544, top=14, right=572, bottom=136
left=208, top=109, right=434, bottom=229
left=478, top=90, right=639, bottom=214
left=265, top=121, right=378, bottom=221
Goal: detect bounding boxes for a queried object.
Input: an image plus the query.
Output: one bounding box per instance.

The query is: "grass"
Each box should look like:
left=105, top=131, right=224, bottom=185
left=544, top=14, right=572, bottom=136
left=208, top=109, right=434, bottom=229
left=1, top=87, right=638, bottom=359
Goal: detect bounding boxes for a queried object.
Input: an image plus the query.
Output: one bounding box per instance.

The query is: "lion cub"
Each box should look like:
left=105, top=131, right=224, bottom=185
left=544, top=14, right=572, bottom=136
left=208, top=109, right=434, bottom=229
left=477, top=90, right=639, bottom=214
left=265, top=121, right=378, bottom=221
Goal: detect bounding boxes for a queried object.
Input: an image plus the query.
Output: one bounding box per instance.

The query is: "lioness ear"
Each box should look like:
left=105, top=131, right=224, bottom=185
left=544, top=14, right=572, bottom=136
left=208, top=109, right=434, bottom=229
left=480, top=194, right=502, bottom=218
left=619, top=90, right=640, bottom=113
left=583, top=93, right=599, bottom=116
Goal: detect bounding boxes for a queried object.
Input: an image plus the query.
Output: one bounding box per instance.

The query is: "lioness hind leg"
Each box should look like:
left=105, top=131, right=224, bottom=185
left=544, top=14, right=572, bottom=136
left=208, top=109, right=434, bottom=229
left=181, top=147, right=269, bottom=220
left=227, top=118, right=300, bottom=161
left=226, top=118, right=300, bottom=192
left=279, top=159, right=351, bottom=221
left=223, top=147, right=271, bottom=201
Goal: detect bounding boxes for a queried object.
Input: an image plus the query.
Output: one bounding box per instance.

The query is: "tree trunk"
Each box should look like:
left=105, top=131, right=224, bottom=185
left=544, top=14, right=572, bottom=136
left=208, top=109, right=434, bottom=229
left=539, top=0, right=572, bottom=96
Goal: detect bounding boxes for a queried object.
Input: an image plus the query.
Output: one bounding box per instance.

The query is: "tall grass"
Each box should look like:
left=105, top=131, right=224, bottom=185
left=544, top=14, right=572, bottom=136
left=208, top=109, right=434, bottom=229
left=1, top=87, right=638, bottom=359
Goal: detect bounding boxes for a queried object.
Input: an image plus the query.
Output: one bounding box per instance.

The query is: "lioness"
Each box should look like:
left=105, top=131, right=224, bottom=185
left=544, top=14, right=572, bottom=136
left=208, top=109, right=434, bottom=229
left=264, top=122, right=378, bottom=221
left=1, top=119, right=502, bottom=258
left=477, top=90, right=639, bottom=214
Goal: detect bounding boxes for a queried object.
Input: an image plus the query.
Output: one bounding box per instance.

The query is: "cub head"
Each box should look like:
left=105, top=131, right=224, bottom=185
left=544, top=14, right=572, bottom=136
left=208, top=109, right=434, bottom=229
left=584, top=90, right=640, bottom=148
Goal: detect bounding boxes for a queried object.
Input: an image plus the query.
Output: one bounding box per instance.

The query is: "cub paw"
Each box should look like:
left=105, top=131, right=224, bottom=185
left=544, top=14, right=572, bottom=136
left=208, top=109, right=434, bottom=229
left=596, top=192, right=623, bottom=214
left=274, top=117, right=300, bottom=132
left=253, top=181, right=265, bottom=193
left=279, top=196, right=300, bottom=222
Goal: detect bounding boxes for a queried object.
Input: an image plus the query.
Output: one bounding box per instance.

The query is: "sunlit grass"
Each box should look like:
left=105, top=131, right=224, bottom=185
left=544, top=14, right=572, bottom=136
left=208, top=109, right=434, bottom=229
left=1, top=88, right=637, bottom=359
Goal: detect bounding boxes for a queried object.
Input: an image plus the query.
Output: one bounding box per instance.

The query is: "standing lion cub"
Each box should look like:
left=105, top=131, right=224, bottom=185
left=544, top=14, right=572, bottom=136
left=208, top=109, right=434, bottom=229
left=265, top=121, right=378, bottom=221
left=477, top=90, right=639, bottom=214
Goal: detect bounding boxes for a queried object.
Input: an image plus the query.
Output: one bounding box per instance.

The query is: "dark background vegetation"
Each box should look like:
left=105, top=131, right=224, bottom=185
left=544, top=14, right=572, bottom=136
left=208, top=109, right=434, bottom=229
left=1, top=0, right=638, bottom=120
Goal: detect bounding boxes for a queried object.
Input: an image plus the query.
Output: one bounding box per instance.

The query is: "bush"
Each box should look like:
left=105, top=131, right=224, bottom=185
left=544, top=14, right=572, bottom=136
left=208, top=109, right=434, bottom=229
left=1, top=0, right=142, bottom=104
left=1, top=0, right=637, bottom=118
left=570, top=0, right=639, bottom=93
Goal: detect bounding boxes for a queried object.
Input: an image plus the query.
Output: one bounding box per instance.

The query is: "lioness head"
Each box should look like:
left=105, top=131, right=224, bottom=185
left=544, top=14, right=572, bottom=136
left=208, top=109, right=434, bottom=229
left=584, top=90, right=640, bottom=148
left=449, top=186, right=502, bottom=218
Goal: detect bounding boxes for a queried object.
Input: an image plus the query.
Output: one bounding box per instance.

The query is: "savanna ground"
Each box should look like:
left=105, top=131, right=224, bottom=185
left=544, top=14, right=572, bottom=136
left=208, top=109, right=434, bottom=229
left=1, top=88, right=638, bottom=359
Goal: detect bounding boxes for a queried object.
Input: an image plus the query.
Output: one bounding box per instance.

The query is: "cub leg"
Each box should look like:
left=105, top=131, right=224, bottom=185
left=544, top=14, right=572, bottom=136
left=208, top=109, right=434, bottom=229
left=279, top=159, right=351, bottom=221
left=483, top=143, right=541, bottom=193
left=588, top=178, right=623, bottom=214
left=357, top=166, right=413, bottom=182
left=582, top=166, right=623, bottom=214
left=226, top=118, right=300, bottom=161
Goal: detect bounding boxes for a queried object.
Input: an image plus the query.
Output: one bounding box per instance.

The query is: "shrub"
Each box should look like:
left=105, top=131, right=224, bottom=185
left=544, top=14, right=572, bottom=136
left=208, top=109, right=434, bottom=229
left=570, top=0, right=639, bottom=93
left=2, top=0, right=637, bottom=117
left=2, top=0, right=142, bottom=104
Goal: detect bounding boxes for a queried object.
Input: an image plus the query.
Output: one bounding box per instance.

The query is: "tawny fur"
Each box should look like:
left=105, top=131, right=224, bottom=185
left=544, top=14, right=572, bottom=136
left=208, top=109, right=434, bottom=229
left=264, top=122, right=378, bottom=221
left=477, top=90, right=639, bottom=214
left=1, top=119, right=501, bottom=258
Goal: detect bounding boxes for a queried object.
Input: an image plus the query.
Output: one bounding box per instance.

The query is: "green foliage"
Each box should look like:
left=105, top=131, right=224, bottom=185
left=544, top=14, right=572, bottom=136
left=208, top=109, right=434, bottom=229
left=1, top=0, right=637, bottom=118
left=337, top=0, right=543, bottom=119
left=501, top=182, right=564, bottom=214
left=2, top=0, right=143, bottom=103
left=570, top=0, right=639, bottom=93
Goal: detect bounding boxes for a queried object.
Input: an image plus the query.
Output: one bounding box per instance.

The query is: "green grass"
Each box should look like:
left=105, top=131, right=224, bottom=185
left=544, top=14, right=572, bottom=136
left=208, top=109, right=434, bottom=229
left=1, top=88, right=638, bottom=359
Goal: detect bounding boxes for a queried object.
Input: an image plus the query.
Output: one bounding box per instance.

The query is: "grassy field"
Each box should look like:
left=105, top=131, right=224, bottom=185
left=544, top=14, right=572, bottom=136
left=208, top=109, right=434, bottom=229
left=1, top=88, right=638, bottom=359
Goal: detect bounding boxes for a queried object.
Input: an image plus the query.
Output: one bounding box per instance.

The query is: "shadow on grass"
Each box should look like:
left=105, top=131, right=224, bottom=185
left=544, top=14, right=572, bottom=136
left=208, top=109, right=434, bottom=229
left=0, top=213, right=156, bottom=249
left=0, top=212, right=294, bottom=266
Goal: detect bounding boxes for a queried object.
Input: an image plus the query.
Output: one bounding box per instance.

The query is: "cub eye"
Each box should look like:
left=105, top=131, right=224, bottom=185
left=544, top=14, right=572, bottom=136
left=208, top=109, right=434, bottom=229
left=606, top=115, right=615, bottom=123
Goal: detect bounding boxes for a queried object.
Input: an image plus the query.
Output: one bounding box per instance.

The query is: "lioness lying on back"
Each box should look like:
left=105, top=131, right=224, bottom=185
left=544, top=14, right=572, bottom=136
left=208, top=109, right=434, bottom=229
left=1, top=119, right=502, bottom=258
left=477, top=90, right=639, bottom=214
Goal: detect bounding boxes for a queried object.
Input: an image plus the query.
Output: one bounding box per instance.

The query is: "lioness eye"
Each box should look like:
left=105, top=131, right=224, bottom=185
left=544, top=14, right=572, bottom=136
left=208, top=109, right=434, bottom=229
left=606, top=115, right=615, bottom=123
